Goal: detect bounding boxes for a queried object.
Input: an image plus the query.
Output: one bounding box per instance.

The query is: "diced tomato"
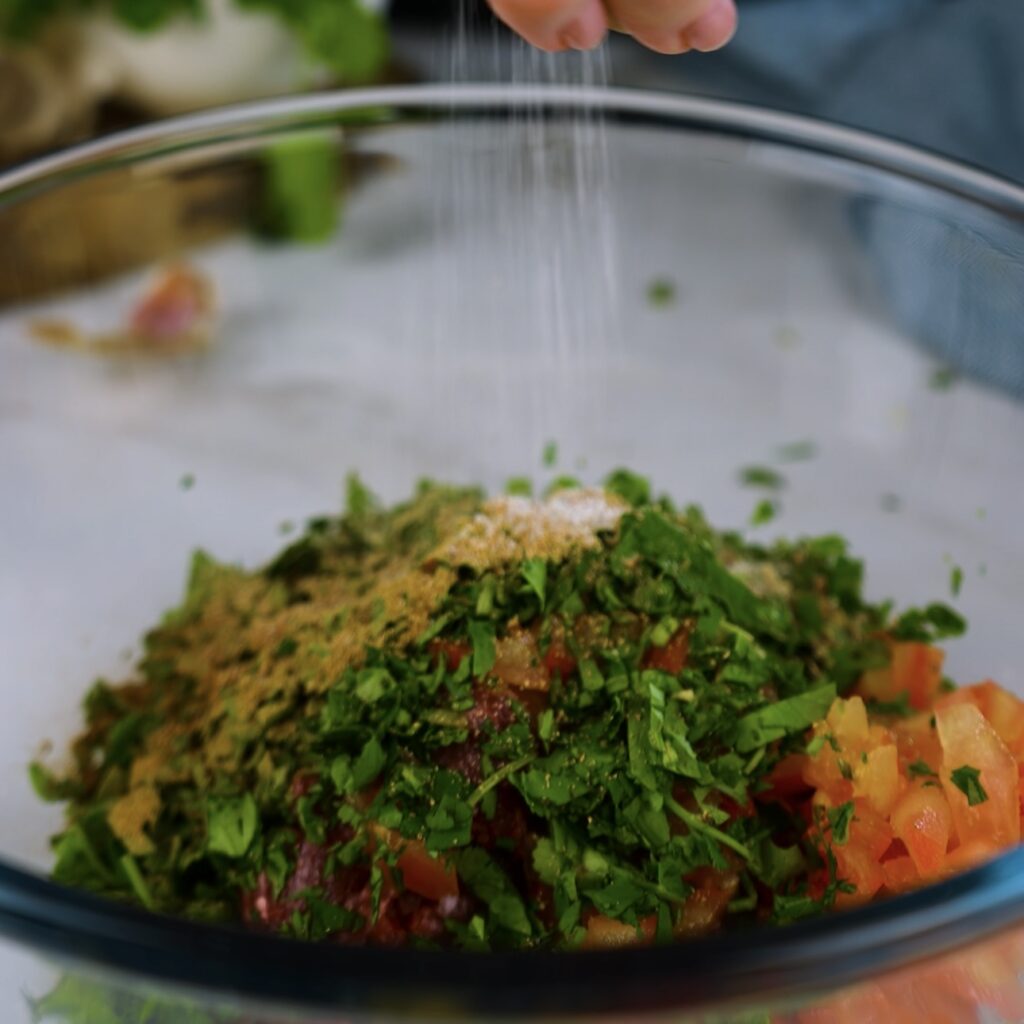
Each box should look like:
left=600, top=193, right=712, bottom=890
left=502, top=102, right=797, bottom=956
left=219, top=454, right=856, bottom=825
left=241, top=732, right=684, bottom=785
left=642, top=627, right=690, bottom=676
left=859, top=642, right=944, bottom=711
left=890, top=785, right=952, bottom=881
left=675, top=869, right=739, bottom=936
left=802, top=715, right=855, bottom=802
left=943, top=838, right=1003, bottom=876
left=764, top=753, right=812, bottom=800
left=832, top=841, right=885, bottom=906
left=936, top=703, right=1020, bottom=850
left=542, top=636, right=577, bottom=681
left=853, top=744, right=903, bottom=817
left=395, top=841, right=460, bottom=902
left=892, top=711, right=944, bottom=777
left=827, top=696, right=870, bottom=746
left=847, top=801, right=894, bottom=860
left=582, top=913, right=657, bottom=949
left=881, top=854, right=919, bottom=893
left=430, top=639, right=470, bottom=672
left=939, top=681, right=1024, bottom=759
left=371, top=826, right=459, bottom=902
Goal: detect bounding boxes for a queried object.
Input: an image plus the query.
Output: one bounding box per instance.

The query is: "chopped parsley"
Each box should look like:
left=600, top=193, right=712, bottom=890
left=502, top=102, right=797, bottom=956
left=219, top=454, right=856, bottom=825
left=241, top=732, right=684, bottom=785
left=750, top=499, right=778, bottom=527
left=950, top=765, right=988, bottom=806
left=776, top=440, right=817, bottom=463
left=646, top=278, right=677, bottom=307
left=866, top=693, right=913, bottom=718
left=33, top=472, right=975, bottom=949
left=739, top=466, right=785, bottom=490
left=827, top=802, right=854, bottom=845
left=929, top=366, right=959, bottom=391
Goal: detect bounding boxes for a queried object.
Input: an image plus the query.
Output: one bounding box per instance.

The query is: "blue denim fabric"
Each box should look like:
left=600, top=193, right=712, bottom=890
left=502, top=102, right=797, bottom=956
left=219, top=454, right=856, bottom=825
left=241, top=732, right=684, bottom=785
left=636, top=0, right=1024, bottom=393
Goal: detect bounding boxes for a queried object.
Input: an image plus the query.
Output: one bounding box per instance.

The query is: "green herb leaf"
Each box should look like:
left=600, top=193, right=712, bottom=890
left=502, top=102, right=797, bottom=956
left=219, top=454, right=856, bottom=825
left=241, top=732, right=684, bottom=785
left=351, top=736, right=387, bottom=790
left=739, top=466, right=785, bottom=490
left=950, top=765, right=988, bottom=806
left=908, top=759, right=937, bottom=779
left=468, top=621, right=496, bottom=677
left=776, top=440, right=817, bottom=463
left=206, top=794, right=259, bottom=858
left=454, top=849, right=532, bottom=936
left=646, top=278, right=676, bottom=307
left=604, top=468, right=651, bottom=506
left=735, top=685, right=836, bottom=754
left=750, top=499, right=778, bottom=527
left=521, top=559, right=547, bottom=607
left=827, top=801, right=854, bottom=844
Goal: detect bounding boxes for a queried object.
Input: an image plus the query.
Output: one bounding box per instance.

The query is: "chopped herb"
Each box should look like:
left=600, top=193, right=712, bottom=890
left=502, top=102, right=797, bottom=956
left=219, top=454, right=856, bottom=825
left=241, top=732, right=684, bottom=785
left=274, top=637, right=299, bottom=659
left=206, top=795, right=259, bottom=858
left=929, top=366, right=959, bottom=391
left=750, top=499, right=778, bottom=527
left=950, top=765, right=988, bottom=806
left=544, top=475, right=582, bottom=496
left=776, top=440, right=816, bottom=463
left=604, top=468, right=651, bottom=507
left=521, top=559, right=547, bottom=607
left=908, top=760, right=937, bottom=779
left=827, top=802, right=854, bottom=845
left=542, top=441, right=558, bottom=468
left=179, top=473, right=195, bottom=491
left=468, top=621, right=496, bottom=677
left=505, top=477, right=533, bottom=497
left=735, top=685, right=836, bottom=753
left=865, top=693, right=912, bottom=718
left=646, top=278, right=677, bottom=307
left=950, top=566, right=963, bottom=598
left=739, top=466, right=785, bottom=490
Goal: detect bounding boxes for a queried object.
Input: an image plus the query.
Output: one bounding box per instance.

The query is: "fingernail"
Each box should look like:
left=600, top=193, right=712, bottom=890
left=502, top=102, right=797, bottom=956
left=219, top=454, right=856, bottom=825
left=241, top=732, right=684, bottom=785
left=641, top=32, right=692, bottom=55
left=559, top=0, right=607, bottom=50
left=682, top=0, right=738, bottom=52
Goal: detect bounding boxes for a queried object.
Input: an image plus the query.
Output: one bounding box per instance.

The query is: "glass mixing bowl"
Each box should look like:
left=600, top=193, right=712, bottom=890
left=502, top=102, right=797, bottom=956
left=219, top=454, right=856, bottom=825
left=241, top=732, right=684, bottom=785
left=2, top=85, right=1024, bottom=1024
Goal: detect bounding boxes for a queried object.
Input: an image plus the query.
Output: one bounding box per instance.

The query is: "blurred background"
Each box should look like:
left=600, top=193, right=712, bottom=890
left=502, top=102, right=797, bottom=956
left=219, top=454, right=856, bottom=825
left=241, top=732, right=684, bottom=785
left=3, top=0, right=1022, bottom=183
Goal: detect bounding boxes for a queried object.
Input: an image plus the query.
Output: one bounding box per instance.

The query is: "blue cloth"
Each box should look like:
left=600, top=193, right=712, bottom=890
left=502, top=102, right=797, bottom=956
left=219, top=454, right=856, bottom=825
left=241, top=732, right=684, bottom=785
left=618, top=0, right=1024, bottom=395
left=630, top=0, right=1024, bottom=184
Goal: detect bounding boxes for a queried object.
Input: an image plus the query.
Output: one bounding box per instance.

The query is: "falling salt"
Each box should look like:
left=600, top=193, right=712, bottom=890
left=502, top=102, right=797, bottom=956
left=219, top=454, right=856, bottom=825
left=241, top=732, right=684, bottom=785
left=425, top=3, right=622, bottom=474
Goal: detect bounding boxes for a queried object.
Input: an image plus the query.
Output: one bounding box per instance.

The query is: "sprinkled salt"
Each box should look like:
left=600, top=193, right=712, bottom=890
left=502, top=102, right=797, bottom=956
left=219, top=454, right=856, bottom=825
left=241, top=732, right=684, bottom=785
left=435, top=487, right=625, bottom=571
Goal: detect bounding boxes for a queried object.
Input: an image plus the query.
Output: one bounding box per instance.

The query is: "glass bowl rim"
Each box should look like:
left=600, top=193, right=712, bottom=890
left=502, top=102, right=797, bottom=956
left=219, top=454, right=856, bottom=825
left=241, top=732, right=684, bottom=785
left=4, top=83, right=1024, bottom=1018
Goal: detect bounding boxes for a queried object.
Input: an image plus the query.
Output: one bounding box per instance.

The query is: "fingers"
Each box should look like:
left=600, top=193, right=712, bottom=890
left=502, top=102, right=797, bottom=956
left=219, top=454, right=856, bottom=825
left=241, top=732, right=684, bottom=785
left=606, top=0, right=733, bottom=53
left=487, top=0, right=738, bottom=54
left=488, top=0, right=609, bottom=52
left=605, top=0, right=738, bottom=53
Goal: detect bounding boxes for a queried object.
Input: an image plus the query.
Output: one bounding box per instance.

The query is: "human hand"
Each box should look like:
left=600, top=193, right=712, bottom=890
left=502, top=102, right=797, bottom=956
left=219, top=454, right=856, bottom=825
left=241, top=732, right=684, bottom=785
left=487, top=0, right=737, bottom=54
